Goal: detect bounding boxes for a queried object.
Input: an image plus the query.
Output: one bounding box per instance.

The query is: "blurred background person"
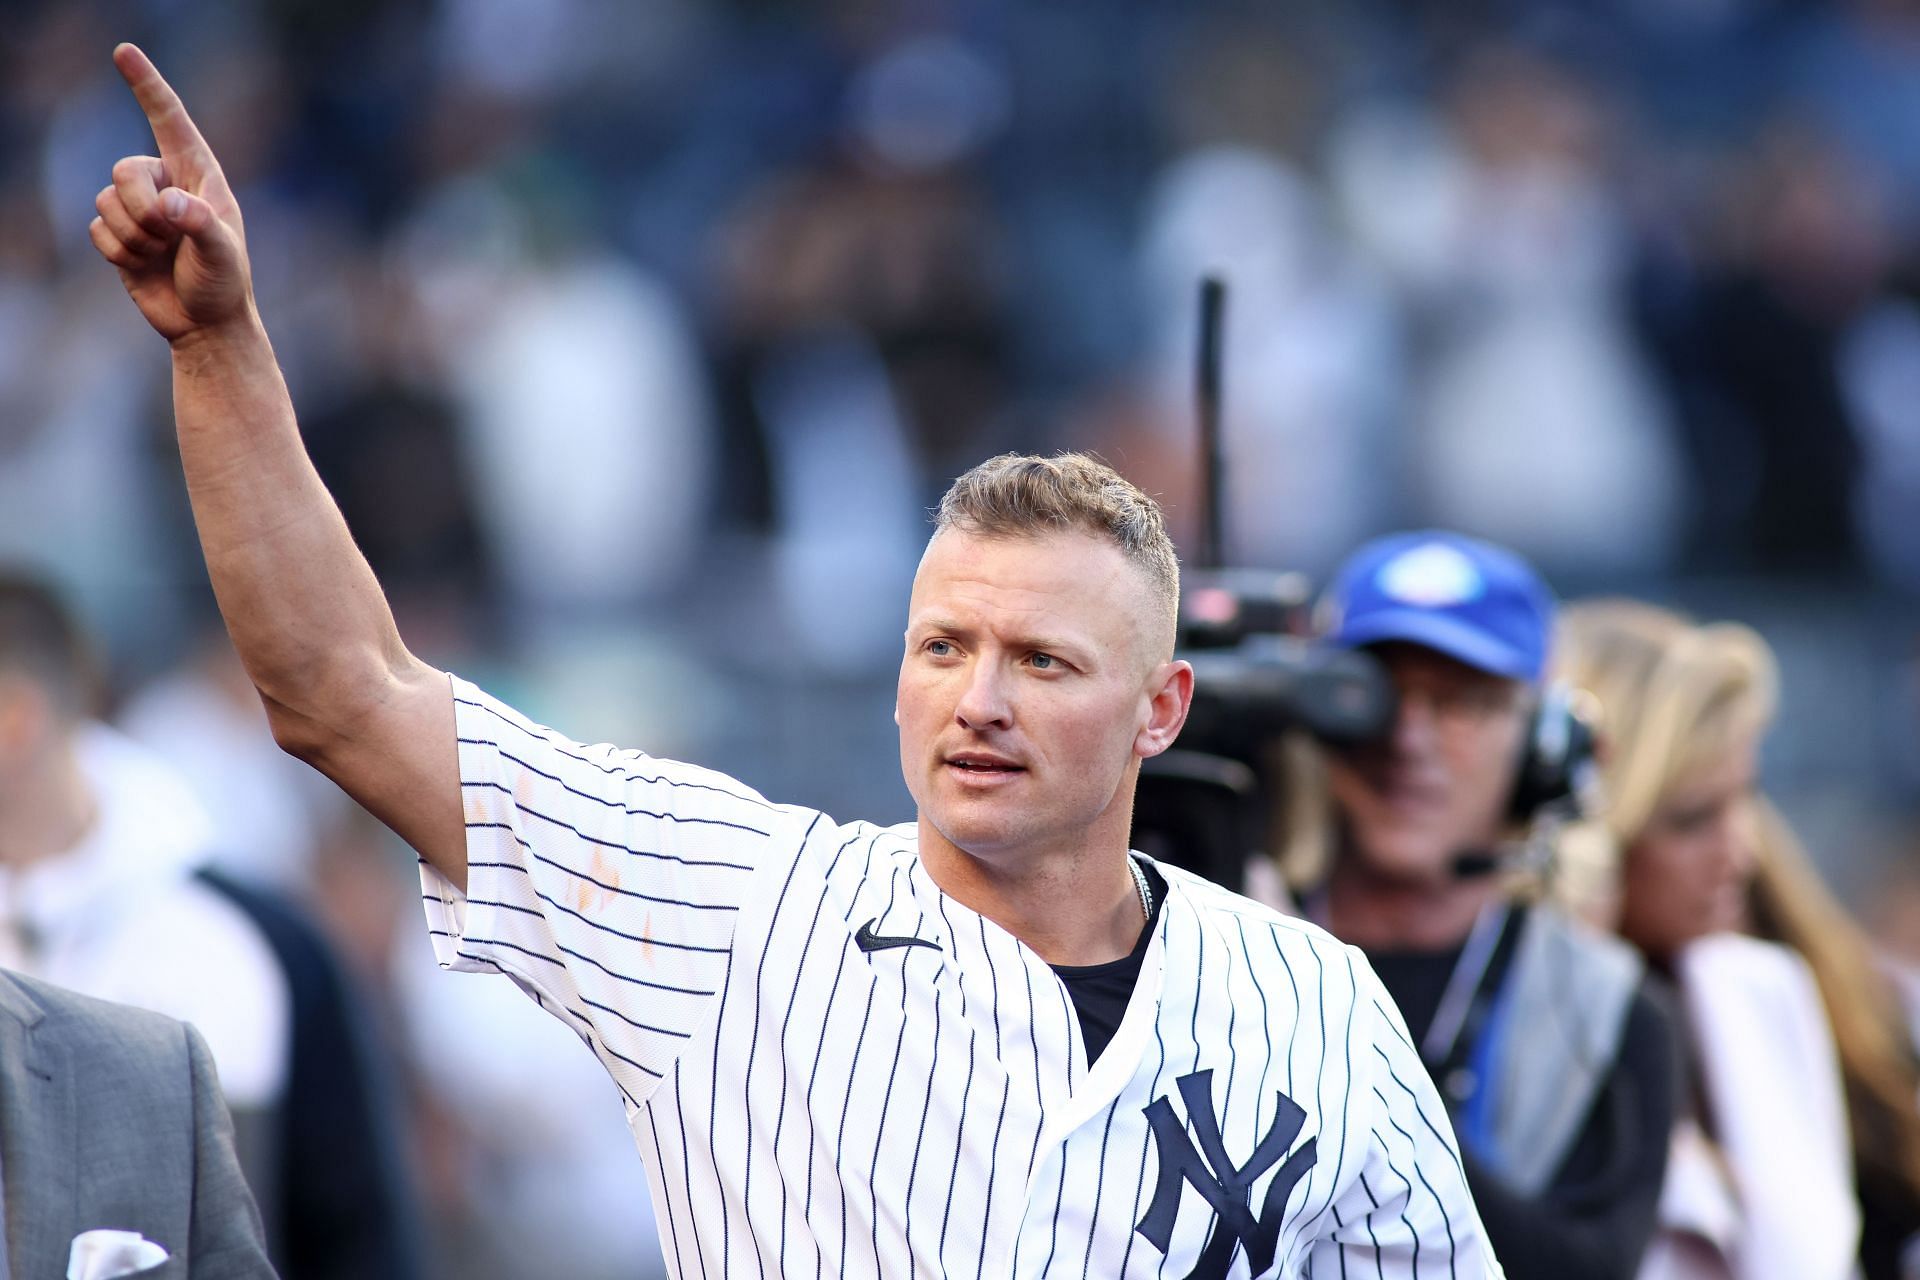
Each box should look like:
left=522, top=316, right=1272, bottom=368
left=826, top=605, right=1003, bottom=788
left=1747, top=799, right=1920, bottom=1280
left=0, top=572, right=289, bottom=1171
left=1556, top=600, right=1867, bottom=1280
left=0, top=572, right=423, bottom=1279
left=1249, top=531, right=1678, bottom=1279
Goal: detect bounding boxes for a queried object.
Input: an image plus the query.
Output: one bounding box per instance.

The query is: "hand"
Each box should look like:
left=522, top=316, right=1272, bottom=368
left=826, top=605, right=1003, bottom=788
left=90, top=44, right=254, bottom=345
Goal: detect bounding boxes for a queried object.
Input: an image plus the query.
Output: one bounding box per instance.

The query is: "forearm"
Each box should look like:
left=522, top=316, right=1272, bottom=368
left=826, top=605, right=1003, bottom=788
left=170, top=317, right=415, bottom=733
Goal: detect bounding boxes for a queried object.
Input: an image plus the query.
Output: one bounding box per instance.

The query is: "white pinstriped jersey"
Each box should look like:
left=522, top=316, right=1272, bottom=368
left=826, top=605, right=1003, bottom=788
left=422, top=677, right=1504, bottom=1278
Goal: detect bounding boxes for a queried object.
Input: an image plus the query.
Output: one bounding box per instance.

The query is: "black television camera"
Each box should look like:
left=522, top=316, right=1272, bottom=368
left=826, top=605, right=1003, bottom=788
left=1134, top=568, right=1395, bottom=895
left=1130, top=280, right=1394, bottom=893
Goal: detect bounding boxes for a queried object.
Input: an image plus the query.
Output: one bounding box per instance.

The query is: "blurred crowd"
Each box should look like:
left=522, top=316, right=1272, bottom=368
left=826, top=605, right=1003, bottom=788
left=7, top=0, right=1920, bottom=1276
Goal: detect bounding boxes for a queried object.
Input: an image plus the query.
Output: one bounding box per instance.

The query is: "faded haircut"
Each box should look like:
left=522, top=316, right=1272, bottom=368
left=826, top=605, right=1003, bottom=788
left=934, top=452, right=1182, bottom=653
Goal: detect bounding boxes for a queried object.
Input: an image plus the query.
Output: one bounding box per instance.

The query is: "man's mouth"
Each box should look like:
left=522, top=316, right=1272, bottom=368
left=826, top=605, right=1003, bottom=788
left=946, top=753, right=1025, bottom=775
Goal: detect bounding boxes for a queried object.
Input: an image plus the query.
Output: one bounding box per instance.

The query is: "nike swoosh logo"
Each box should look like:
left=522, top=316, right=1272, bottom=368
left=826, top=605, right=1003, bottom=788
left=854, top=919, right=941, bottom=955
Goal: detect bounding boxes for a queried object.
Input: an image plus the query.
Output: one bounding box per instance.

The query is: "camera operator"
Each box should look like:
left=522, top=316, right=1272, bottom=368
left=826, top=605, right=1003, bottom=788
left=1246, top=531, right=1679, bottom=1280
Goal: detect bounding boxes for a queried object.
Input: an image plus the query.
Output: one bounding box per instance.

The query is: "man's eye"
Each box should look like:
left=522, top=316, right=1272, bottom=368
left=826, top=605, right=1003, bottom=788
left=1030, top=652, right=1056, bottom=670
left=927, top=640, right=953, bottom=657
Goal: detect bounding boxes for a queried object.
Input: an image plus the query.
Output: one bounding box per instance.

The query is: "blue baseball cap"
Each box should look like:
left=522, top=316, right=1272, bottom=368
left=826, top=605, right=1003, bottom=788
left=1317, top=531, right=1556, bottom=683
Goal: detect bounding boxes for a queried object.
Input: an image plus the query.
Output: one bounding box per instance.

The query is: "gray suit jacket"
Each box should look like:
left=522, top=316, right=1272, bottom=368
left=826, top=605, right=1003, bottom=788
left=0, top=970, right=276, bottom=1279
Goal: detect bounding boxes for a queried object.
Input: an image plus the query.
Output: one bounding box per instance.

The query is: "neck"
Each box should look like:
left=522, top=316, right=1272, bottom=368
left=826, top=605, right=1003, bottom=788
left=1324, top=854, right=1500, bottom=951
left=0, top=736, right=97, bottom=873
left=918, top=822, right=1146, bottom=966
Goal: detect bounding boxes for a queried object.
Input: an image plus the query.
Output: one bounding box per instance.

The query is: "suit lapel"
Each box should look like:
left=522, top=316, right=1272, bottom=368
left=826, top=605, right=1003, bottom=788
left=0, top=973, right=73, bottom=1280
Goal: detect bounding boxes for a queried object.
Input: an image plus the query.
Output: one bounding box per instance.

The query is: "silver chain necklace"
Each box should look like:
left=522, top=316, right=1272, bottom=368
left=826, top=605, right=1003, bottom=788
left=1128, top=857, right=1154, bottom=924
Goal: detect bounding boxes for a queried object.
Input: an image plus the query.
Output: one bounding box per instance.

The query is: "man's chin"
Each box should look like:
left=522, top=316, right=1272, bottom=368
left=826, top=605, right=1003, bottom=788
left=921, top=811, right=1025, bottom=863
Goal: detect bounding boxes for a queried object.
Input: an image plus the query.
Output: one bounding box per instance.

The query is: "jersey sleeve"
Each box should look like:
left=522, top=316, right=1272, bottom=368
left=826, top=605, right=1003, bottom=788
left=420, top=675, right=803, bottom=1106
left=1305, top=949, right=1506, bottom=1277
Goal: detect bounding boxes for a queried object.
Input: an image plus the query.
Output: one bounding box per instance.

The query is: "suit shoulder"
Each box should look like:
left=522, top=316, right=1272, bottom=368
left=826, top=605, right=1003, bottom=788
left=3, top=971, right=191, bottom=1073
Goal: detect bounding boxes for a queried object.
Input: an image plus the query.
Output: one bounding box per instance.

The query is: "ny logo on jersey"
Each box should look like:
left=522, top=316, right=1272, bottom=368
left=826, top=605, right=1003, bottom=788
left=1136, top=1069, right=1319, bottom=1279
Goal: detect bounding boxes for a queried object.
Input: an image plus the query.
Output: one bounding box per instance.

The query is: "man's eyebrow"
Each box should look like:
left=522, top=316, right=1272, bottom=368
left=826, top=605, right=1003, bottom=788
left=908, top=615, right=972, bottom=636
left=907, top=616, right=1094, bottom=658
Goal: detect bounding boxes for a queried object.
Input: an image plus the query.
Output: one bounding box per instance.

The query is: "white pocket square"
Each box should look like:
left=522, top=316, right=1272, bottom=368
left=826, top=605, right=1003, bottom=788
left=67, top=1229, right=169, bottom=1279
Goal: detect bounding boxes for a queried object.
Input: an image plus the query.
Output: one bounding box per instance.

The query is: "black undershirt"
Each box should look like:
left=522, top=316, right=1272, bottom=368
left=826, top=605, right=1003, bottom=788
left=1052, top=860, right=1168, bottom=1064
left=1366, top=907, right=1681, bottom=1280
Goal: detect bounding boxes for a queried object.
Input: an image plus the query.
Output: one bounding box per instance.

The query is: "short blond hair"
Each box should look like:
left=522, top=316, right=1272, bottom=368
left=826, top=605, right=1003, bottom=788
left=935, top=452, right=1181, bottom=650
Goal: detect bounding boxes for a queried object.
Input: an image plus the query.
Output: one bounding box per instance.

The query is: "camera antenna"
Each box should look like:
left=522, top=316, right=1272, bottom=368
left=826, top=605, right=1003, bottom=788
left=1196, top=275, right=1227, bottom=571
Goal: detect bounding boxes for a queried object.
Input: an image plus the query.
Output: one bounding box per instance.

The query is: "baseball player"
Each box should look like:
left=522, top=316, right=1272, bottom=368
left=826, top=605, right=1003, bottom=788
left=92, top=44, right=1503, bottom=1277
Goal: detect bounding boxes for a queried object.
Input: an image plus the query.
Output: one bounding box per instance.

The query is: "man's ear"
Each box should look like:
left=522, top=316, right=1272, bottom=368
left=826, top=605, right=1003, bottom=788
left=1135, top=660, right=1193, bottom=760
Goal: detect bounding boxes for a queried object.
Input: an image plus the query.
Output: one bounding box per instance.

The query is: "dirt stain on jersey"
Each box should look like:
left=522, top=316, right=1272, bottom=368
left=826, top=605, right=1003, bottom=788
left=574, top=847, right=620, bottom=914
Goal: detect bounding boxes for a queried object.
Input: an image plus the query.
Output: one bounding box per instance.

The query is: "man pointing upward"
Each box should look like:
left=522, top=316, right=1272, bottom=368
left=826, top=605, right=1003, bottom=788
left=93, top=44, right=1501, bottom=1277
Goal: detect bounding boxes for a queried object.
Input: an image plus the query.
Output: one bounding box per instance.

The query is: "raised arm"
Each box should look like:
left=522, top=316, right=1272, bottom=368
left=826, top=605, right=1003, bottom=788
left=91, top=44, right=464, bottom=885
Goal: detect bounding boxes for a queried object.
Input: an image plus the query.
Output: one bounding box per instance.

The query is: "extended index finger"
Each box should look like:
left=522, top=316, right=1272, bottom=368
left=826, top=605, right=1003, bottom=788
left=113, top=43, right=214, bottom=173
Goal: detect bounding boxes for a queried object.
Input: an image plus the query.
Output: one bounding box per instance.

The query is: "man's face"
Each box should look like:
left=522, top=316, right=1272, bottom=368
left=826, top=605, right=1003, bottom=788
left=897, top=528, right=1188, bottom=867
left=1325, top=643, right=1530, bottom=884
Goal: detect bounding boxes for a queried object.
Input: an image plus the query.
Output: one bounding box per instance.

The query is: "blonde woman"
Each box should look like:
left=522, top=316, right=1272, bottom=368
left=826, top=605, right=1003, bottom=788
left=1556, top=601, right=1864, bottom=1280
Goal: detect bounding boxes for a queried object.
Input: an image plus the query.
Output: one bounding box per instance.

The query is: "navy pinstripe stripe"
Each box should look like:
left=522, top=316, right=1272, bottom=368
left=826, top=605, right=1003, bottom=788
left=1373, top=1088, right=1458, bottom=1278
left=1357, top=1170, right=1387, bottom=1280
left=1291, top=950, right=1363, bottom=1267
left=1189, top=912, right=1206, bottom=1057
left=973, top=914, right=1009, bottom=1278
left=744, top=819, right=819, bottom=1279
left=1283, top=938, right=1349, bottom=1266
left=834, top=985, right=879, bottom=1280
left=775, top=832, right=857, bottom=1276
left=577, top=992, right=695, bottom=1040
left=458, top=930, right=715, bottom=997
left=901, top=984, right=942, bottom=1268
left=454, top=695, right=777, bottom=811
left=466, top=840, right=740, bottom=911
left=673, top=1060, right=710, bottom=1280
left=865, top=871, right=924, bottom=1276
left=455, top=888, right=732, bottom=954
left=834, top=862, right=903, bottom=1280
left=800, top=905, right=862, bottom=1276
left=469, top=795, right=759, bottom=870
left=520, top=985, right=647, bottom=1109
left=1117, top=969, right=1173, bottom=1276
left=1037, top=1128, right=1072, bottom=1277
left=710, top=945, right=740, bottom=1279
left=1370, top=1000, right=1424, bottom=1060
left=1079, top=1094, right=1127, bottom=1280
left=1020, top=949, right=1045, bottom=1182
left=935, top=897, right=970, bottom=1019
left=803, top=828, right=880, bottom=1280
left=1233, top=917, right=1282, bottom=1268
left=935, top=1008, right=975, bottom=1265
left=1371, top=1126, right=1421, bottom=1275
left=929, top=892, right=979, bottom=1269
left=1055, top=974, right=1079, bottom=1087
left=462, top=764, right=772, bottom=836
left=646, top=1102, right=686, bottom=1272
left=1216, top=921, right=1242, bottom=1164
left=1371, top=1043, right=1470, bottom=1187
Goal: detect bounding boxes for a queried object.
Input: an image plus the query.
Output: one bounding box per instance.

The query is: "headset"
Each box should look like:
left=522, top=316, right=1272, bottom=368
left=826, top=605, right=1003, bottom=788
left=1439, top=680, right=1600, bottom=880
left=1507, top=680, right=1601, bottom=824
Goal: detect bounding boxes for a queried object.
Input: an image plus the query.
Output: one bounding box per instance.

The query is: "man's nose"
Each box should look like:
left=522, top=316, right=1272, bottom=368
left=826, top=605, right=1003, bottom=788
left=1388, top=688, right=1441, bottom=755
left=954, top=660, right=1013, bottom=731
